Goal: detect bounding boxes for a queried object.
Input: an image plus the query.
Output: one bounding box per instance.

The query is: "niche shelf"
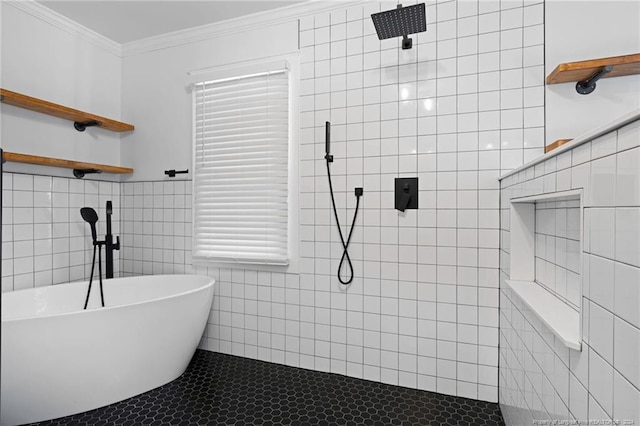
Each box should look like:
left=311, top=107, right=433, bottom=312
left=505, top=279, right=581, bottom=350
left=3, top=151, right=133, bottom=176
left=547, top=53, right=640, bottom=94
left=0, top=88, right=134, bottom=132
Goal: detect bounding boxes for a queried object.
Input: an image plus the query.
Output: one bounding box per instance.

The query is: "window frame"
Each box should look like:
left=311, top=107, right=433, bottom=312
left=190, top=54, right=299, bottom=272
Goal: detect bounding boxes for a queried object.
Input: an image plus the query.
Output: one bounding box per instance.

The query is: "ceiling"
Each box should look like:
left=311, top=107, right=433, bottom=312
left=38, top=1, right=303, bottom=44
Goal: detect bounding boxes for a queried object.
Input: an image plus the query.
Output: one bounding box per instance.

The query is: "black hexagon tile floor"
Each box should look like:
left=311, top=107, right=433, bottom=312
left=31, top=350, right=505, bottom=425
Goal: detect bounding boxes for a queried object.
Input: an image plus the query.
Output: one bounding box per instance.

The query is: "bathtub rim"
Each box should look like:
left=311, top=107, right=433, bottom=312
left=1, top=274, right=215, bottom=323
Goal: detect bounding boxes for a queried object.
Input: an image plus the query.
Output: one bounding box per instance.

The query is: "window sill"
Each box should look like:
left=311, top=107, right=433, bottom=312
left=192, top=257, right=299, bottom=275
left=505, top=280, right=582, bottom=351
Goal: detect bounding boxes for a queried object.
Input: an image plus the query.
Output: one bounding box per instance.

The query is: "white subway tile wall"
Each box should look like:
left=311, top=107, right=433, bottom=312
left=120, top=181, right=192, bottom=276
left=1, top=173, right=121, bottom=292
left=499, top=119, right=640, bottom=424
left=296, top=0, right=542, bottom=401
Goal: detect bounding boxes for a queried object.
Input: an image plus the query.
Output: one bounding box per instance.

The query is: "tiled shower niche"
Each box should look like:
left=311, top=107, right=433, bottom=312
left=534, top=197, right=581, bottom=310
left=507, top=189, right=583, bottom=350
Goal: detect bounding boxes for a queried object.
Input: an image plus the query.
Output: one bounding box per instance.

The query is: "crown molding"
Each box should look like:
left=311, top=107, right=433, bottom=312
left=5, top=0, right=121, bottom=56
left=121, top=0, right=366, bottom=57
left=5, top=0, right=368, bottom=59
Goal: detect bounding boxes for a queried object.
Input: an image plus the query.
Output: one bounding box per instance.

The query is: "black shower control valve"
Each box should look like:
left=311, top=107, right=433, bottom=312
left=395, top=177, right=418, bottom=212
left=355, top=187, right=363, bottom=197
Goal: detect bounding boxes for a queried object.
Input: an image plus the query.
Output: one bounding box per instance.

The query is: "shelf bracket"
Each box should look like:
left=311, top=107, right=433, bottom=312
left=73, top=168, right=103, bottom=179
left=575, top=65, right=613, bottom=95
left=164, top=169, right=189, bottom=177
left=74, top=120, right=101, bottom=132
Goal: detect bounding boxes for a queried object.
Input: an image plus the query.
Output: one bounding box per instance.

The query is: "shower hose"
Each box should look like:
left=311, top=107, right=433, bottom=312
left=325, top=159, right=362, bottom=285
left=83, top=243, right=105, bottom=309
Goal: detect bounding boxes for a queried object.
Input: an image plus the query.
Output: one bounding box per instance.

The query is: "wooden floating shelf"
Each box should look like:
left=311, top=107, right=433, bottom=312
left=547, top=53, right=640, bottom=85
left=0, top=88, right=134, bottom=132
left=545, top=139, right=573, bottom=153
left=3, top=152, right=133, bottom=175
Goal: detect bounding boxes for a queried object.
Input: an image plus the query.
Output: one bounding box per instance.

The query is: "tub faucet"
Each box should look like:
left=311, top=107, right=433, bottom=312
left=105, top=201, right=120, bottom=279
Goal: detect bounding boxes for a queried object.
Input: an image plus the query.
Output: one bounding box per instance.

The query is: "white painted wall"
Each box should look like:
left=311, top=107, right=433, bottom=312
left=545, top=0, right=640, bottom=144
left=120, top=21, right=298, bottom=181
left=0, top=3, right=123, bottom=170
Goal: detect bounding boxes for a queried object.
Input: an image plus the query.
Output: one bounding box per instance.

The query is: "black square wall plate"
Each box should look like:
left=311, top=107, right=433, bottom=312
left=395, top=177, right=419, bottom=211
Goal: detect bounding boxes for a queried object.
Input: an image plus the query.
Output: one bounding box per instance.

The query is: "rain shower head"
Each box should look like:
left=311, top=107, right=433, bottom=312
left=371, top=3, right=426, bottom=49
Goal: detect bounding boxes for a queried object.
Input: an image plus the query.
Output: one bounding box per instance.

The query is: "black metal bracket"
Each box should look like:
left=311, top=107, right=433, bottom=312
left=165, top=169, right=189, bottom=177
left=74, top=120, right=101, bottom=132
left=73, top=168, right=103, bottom=179
left=576, top=65, right=613, bottom=95
left=402, top=35, right=413, bottom=50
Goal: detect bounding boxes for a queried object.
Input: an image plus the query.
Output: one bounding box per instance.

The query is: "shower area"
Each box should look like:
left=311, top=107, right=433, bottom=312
left=277, top=0, right=544, bottom=399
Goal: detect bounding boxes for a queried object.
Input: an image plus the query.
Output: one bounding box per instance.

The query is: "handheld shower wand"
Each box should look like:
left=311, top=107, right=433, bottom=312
left=325, top=121, right=363, bottom=285
left=325, top=122, right=333, bottom=163
left=81, top=207, right=98, bottom=242
left=80, top=207, right=105, bottom=309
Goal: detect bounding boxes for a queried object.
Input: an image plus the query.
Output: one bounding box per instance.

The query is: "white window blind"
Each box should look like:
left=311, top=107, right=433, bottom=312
left=193, top=69, right=289, bottom=265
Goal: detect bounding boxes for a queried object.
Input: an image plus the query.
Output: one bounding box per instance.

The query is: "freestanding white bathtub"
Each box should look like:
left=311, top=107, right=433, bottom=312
left=1, top=274, right=215, bottom=426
